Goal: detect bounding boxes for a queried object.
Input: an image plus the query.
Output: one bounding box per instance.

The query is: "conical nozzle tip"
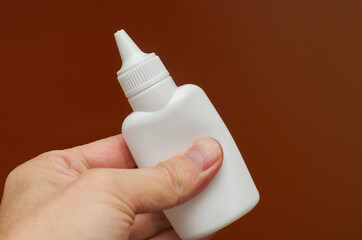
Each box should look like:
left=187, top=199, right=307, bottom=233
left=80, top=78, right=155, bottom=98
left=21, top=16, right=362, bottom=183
left=114, top=29, right=148, bottom=70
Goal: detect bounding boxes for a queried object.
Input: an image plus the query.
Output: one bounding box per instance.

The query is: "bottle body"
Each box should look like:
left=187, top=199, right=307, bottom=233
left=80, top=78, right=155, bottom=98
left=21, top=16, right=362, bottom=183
left=122, top=78, right=259, bottom=240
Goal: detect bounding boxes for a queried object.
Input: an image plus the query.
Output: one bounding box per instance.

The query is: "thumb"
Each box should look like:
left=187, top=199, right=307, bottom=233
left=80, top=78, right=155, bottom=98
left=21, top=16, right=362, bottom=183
left=123, top=137, right=223, bottom=213
left=81, top=137, right=223, bottom=214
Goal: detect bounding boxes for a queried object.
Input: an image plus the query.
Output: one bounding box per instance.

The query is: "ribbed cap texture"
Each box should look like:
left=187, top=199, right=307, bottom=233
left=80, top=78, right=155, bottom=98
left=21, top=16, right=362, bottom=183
left=117, top=54, right=169, bottom=98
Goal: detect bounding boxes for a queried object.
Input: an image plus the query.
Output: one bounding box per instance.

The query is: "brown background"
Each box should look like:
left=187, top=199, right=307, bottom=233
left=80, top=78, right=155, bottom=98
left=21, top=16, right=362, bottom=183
left=1, top=0, right=361, bottom=239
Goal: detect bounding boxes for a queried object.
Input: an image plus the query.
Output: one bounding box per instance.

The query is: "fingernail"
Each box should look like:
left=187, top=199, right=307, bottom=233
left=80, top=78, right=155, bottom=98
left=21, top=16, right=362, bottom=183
left=183, top=138, right=222, bottom=171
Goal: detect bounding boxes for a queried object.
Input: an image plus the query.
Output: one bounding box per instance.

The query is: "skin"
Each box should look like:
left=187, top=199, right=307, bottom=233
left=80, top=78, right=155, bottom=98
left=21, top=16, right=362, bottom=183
left=0, top=135, right=223, bottom=240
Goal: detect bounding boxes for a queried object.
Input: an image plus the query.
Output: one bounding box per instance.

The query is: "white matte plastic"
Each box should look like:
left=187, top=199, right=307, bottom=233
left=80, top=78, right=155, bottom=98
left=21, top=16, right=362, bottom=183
left=115, top=30, right=259, bottom=240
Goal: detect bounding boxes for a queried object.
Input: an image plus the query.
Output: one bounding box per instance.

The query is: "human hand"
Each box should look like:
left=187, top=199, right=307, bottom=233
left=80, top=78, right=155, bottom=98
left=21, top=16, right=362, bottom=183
left=0, top=135, right=223, bottom=240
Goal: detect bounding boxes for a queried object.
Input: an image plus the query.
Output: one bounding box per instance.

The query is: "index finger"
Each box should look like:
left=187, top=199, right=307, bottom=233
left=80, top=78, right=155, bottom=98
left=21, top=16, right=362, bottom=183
left=70, top=134, right=136, bottom=169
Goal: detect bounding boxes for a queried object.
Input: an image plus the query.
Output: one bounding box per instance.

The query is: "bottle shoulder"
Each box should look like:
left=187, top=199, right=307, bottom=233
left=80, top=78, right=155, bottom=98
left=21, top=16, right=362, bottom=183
left=178, top=83, right=204, bottom=92
left=122, top=84, right=210, bottom=132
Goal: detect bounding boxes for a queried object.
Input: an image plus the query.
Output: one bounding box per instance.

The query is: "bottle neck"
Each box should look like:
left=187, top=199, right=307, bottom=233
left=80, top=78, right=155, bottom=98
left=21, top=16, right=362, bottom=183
left=128, top=76, right=177, bottom=112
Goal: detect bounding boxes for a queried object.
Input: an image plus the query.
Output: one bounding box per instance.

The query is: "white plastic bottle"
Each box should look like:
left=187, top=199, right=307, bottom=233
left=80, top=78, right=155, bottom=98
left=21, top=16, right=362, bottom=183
left=114, top=30, right=259, bottom=240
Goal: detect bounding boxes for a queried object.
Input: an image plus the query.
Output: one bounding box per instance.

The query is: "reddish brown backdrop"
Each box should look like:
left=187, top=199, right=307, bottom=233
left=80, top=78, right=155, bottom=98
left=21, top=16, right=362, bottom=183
left=1, top=1, right=361, bottom=239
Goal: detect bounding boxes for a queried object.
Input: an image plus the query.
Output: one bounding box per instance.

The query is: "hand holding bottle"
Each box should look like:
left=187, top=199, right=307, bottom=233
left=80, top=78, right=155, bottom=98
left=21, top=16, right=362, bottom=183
left=0, top=135, right=222, bottom=240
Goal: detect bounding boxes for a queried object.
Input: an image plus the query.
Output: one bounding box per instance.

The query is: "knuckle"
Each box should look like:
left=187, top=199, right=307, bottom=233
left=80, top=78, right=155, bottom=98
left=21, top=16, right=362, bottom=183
left=4, top=152, right=55, bottom=187
left=155, top=161, right=186, bottom=203
left=5, top=166, right=23, bottom=184
left=36, top=150, right=64, bottom=162
left=38, top=150, right=59, bottom=158
left=37, top=150, right=73, bottom=168
left=4, top=150, right=75, bottom=189
left=4, top=162, right=34, bottom=189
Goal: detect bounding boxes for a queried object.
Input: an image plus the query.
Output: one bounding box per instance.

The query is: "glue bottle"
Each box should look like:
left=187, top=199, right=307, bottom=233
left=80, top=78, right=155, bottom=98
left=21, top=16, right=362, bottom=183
left=114, top=30, right=259, bottom=240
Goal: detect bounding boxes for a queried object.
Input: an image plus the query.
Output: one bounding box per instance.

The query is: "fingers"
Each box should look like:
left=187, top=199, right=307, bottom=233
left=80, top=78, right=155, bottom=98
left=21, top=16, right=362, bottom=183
left=80, top=137, right=223, bottom=214
left=70, top=134, right=136, bottom=169
left=129, top=212, right=171, bottom=240
left=0, top=134, right=135, bottom=216
left=30, top=137, right=221, bottom=240
left=24, top=134, right=135, bottom=180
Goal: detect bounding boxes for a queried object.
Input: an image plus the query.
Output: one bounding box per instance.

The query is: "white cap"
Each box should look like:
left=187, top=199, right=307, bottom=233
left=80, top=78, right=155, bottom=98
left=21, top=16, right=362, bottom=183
left=115, top=30, right=169, bottom=98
